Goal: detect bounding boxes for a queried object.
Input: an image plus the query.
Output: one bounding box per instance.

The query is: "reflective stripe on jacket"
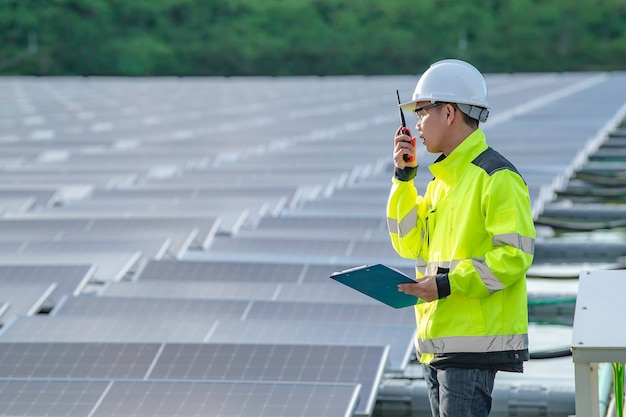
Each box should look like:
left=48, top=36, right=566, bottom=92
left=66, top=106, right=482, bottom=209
left=387, top=129, right=536, bottom=364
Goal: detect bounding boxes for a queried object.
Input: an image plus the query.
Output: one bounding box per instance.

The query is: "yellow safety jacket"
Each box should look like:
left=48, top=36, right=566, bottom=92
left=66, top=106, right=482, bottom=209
left=387, top=129, right=535, bottom=368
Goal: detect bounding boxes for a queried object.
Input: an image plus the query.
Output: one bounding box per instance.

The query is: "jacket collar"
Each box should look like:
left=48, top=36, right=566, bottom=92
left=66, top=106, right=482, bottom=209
left=428, top=129, right=488, bottom=185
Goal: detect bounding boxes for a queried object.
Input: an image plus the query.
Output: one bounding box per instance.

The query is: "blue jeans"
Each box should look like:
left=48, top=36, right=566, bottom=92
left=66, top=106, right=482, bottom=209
left=423, top=365, right=497, bottom=417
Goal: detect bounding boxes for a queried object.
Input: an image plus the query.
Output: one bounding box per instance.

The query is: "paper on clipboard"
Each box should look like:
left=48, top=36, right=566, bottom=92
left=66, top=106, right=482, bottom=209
left=330, top=264, right=419, bottom=309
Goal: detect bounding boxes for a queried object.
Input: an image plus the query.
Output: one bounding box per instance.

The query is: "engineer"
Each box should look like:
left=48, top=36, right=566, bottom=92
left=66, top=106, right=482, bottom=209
left=387, top=59, right=536, bottom=417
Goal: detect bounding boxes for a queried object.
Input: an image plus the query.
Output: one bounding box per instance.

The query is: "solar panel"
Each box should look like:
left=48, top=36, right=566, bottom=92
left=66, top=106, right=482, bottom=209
left=91, top=381, right=360, bottom=417
left=1, top=216, right=220, bottom=250
left=0, top=229, right=80, bottom=240
left=329, top=186, right=390, bottom=200
left=102, top=280, right=281, bottom=301
left=256, top=215, right=387, bottom=231
left=87, top=217, right=221, bottom=249
left=0, top=158, right=22, bottom=168
left=0, top=282, right=56, bottom=322
left=55, top=295, right=414, bottom=326
left=233, top=226, right=387, bottom=241
left=273, top=283, right=380, bottom=304
left=89, top=185, right=299, bottom=202
left=211, top=166, right=352, bottom=175
left=0, top=264, right=94, bottom=304
left=72, top=195, right=287, bottom=216
left=153, top=172, right=349, bottom=187
left=188, top=239, right=415, bottom=266
left=73, top=230, right=197, bottom=258
left=64, top=154, right=202, bottom=165
left=148, top=343, right=387, bottom=416
left=0, top=316, right=216, bottom=343
left=137, top=259, right=305, bottom=282
left=0, top=241, right=24, bottom=253
left=0, top=252, right=141, bottom=282
left=351, top=240, right=404, bottom=259
left=0, top=188, right=59, bottom=205
left=49, top=201, right=255, bottom=225
left=12, top=238, right=172, bottom=260
left=0, top=379, right=110, bottom=417
left=0, top=172, right=137, bottom=186
left=53, top=296, right=250, bottom=320
left=281, top=200, right=386, bottom=218
left=245, top=300, right=415, bottom=327
left=207, top=236, right=352, bottom=257
left=0, top=196, right=36, bottom=213
left=207, top=319, right=414, bottom=372
left=101, top=281, right=379, bottom=304
left=0, top=218, right=91, bottom=232
left=0, top=342, right=160, bottom=379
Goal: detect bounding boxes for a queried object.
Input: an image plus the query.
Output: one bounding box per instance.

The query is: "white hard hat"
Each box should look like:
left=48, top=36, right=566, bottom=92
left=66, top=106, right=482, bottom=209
left=400, top=59, right=490, bottom=122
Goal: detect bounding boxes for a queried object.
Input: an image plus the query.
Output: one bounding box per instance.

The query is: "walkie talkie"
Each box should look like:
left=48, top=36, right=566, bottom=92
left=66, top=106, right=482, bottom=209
left=396, top=90, right=415, bottom=163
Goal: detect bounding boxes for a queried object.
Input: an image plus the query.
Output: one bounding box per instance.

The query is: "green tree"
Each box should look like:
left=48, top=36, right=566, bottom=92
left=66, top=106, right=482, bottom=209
left=1, top=0, right=626, bottom=75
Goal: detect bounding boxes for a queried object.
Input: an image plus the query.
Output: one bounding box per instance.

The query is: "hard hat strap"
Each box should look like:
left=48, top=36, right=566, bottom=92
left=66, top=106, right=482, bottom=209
left=457, top=103, right=489, bottom=123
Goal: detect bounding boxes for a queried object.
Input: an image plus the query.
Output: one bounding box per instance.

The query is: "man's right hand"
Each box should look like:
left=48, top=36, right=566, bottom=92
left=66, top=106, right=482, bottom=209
left=394, top=127, right=418, bottom=169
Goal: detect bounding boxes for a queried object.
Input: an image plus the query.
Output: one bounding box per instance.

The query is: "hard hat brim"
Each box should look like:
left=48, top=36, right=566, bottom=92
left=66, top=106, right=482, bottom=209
left=399, top=100, right=422, bottom=112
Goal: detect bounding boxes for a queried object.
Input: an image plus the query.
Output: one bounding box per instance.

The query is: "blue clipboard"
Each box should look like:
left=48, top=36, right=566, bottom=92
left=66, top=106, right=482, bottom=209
left=330, top=264, right=419, bottom=309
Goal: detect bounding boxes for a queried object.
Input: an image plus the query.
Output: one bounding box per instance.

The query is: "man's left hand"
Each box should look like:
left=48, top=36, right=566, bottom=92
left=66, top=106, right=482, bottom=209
left=398, top=275, right=439, bottom=302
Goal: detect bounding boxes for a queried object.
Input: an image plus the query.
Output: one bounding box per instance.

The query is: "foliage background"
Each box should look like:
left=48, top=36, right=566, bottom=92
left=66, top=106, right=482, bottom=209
left=1, top=0, right=626, bottom=76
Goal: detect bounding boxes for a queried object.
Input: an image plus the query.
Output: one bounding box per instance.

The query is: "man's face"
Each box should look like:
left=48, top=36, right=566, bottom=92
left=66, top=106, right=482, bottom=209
left=414, top=101, right=446, bottom=154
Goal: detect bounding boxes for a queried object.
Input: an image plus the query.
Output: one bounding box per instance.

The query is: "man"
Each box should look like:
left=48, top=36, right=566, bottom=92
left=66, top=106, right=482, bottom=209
left=387, top=59, right=536, bottom=417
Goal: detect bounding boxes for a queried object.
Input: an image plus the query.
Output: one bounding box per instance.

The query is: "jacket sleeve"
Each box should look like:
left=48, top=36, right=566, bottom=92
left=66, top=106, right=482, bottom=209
left=449, top=170, right=536, bottom=297
left=387, top=175, right=429, bottom=260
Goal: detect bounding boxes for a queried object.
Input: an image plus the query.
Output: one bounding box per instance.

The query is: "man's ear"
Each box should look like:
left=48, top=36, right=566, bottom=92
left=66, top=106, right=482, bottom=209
left=446, top=104, right=456, bottom=125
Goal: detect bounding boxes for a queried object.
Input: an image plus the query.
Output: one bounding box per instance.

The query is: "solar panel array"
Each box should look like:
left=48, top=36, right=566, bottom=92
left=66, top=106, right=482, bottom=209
left=1, top=73, right=626, bottom=416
